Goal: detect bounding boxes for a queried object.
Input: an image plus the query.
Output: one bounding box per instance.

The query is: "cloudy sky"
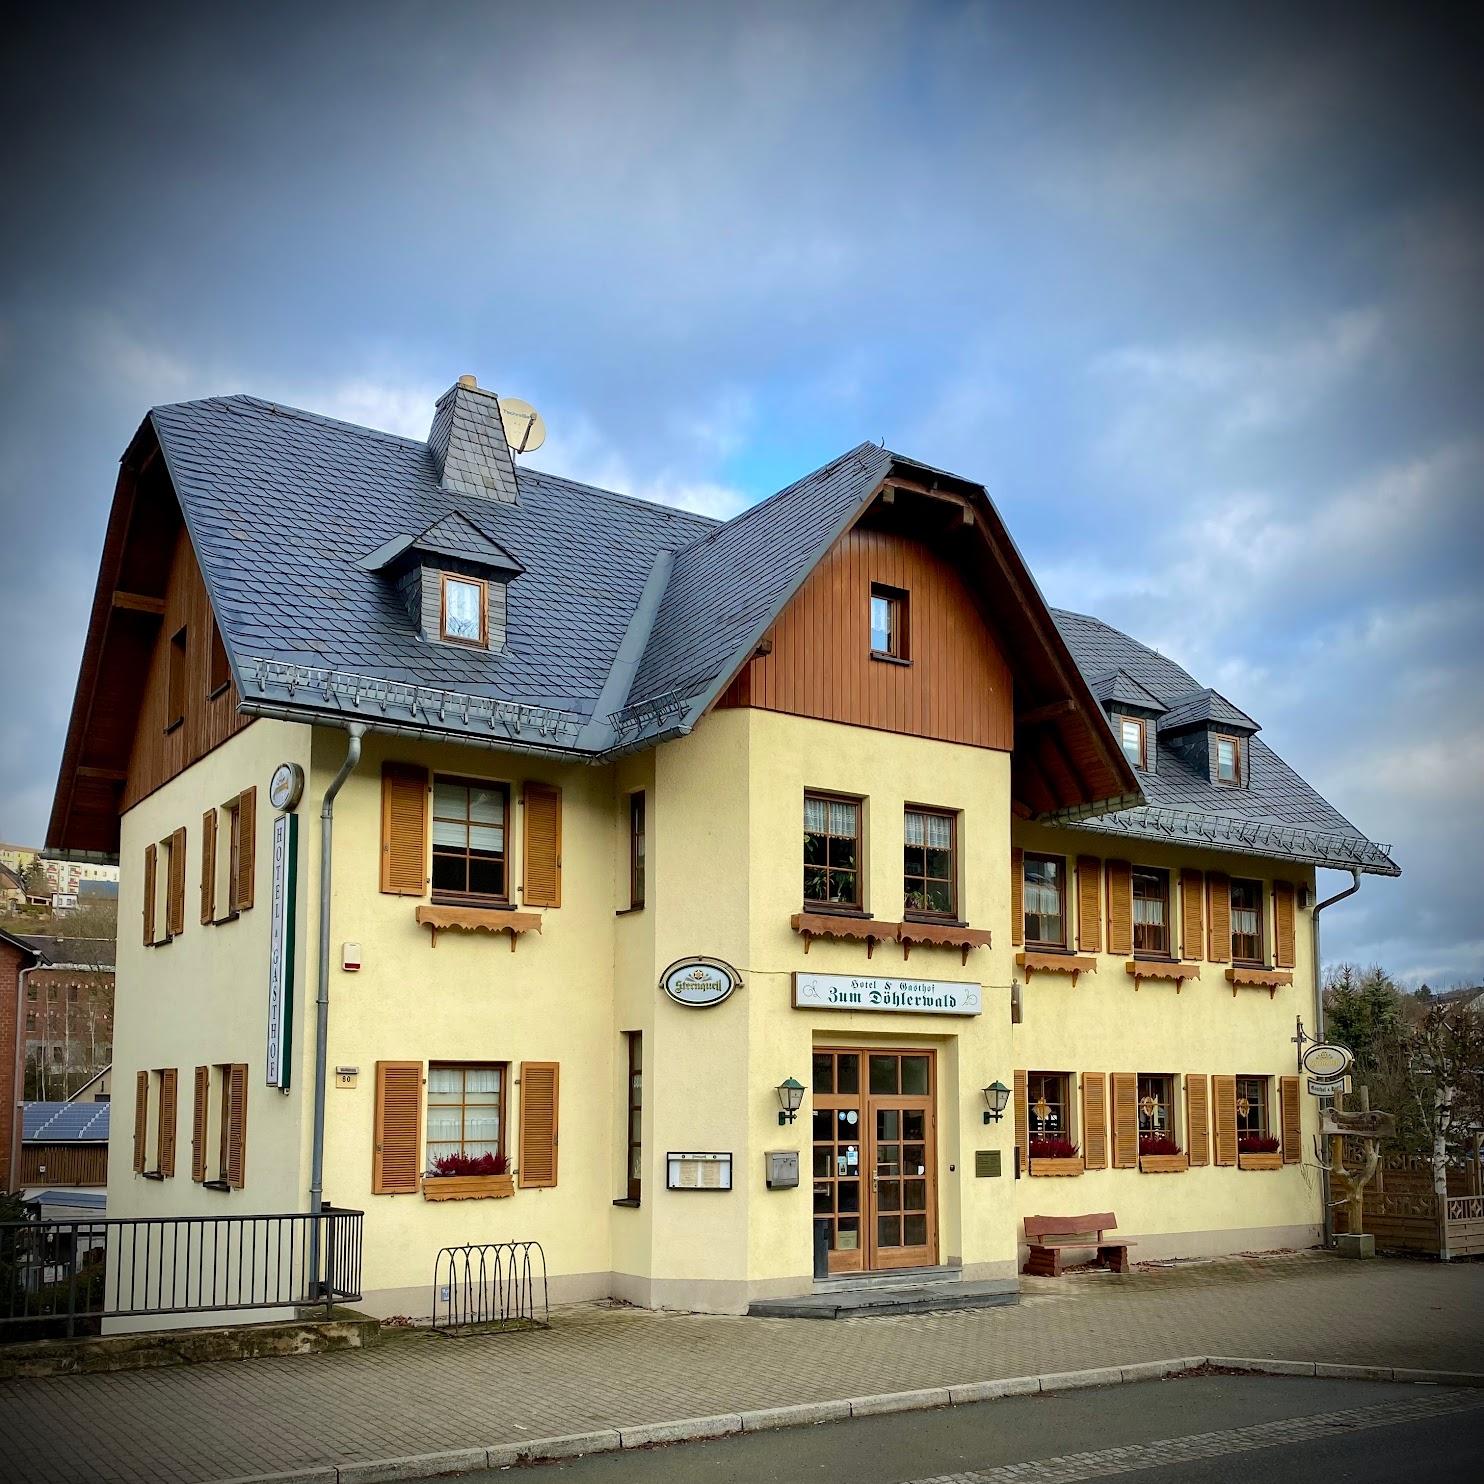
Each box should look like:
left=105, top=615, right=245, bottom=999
left=1, top=3, right=1479, bottom=981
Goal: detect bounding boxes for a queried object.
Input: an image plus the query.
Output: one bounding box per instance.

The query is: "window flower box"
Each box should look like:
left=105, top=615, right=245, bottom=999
left=423, top=1173, right=515, bottom=1201
left=1139, top=1153, right=1189, bottom=1174
left=1029, top=1157, right=1085, bottom=1177
left=1238, top=1152, right=1282, bottom=1171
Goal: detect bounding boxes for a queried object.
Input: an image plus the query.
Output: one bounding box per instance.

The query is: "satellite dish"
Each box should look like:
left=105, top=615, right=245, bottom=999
left=498, top=397, right=546, bottom=455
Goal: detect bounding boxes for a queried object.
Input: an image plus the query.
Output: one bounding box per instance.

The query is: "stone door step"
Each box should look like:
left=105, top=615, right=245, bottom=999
left=748, top=1279, right=1018, bottom=1320
left=812, top=1263, right=962, bottom=1294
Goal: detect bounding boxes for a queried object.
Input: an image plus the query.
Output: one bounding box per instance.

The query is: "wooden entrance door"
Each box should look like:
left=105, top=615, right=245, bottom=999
left=812, top=1048, right=936, bottom=1274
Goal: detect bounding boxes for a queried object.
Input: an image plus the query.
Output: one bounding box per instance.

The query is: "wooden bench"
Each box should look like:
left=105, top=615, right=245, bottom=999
left=1023, top=1212, right=1134, bottom=1277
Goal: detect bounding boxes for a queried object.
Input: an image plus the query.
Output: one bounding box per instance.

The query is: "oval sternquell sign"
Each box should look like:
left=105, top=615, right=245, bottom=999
left=660, top=957, right=742, bottom=1009
left=1302, top=1042, right=1354, bottom=1080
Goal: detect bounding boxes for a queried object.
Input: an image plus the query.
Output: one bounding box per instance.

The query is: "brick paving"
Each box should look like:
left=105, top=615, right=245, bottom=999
left=2, top=1253, right=1482, bottom=1484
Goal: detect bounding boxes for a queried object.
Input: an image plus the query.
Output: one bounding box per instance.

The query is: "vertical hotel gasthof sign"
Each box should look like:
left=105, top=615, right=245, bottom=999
left=265, top=813, right=298, bottom=1088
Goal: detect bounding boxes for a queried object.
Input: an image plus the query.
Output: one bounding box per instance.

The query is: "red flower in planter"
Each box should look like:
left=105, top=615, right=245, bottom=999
left=1029, top=1137, right=1080, bottom=1159
left=429, top=1152, right=510, bottom=1177
left=1139, top=1134, right=1181, bottom=1157
left=1237, top=1134, right=1280, bottom=1154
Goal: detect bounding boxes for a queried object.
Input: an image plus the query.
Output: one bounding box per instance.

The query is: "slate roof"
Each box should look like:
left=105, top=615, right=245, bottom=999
left=147, top=392, right=1395, bottom=875
left=7, top=934, right=115, bottom=969
left=1054, top=611, right=1397, bottom=875
left=23, top=1102, right=110, bottom=1142
left=1158, top=687, right=1260, bottom=735
left=1087, top=668, right=1168, bottom=715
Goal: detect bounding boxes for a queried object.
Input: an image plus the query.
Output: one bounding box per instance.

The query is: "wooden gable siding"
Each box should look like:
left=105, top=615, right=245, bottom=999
left=123, top=523, right=252, bottom=812
left=717, top=523, right=1013, bottom=749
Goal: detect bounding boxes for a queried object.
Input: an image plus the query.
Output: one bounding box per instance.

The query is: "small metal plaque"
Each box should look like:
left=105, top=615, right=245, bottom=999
left=335, top=1066, right=358, bottom=1089
left=975, top=1150, right=1002, bottom=1178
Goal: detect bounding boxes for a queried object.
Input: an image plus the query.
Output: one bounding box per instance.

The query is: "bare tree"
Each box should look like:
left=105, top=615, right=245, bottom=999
left=1404, top=1004, right=1484, bottom=1197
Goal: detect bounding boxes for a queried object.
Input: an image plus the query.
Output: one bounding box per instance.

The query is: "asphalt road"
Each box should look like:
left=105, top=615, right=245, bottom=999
left=443, top=1375, right=1484, bottom=1482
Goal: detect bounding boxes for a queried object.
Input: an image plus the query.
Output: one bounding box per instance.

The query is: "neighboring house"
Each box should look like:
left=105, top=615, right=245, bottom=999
left=12, top=934, right=114, bottom=1101
left=67, top=1064, right=113, bottom=1103
left=0, top=927, right=42, bottom=1191
left=17, top=1100, right=110, bottom=1200
left=0, top=845, right=119, bottom=912
left=48, top=376, right=1398, bottom=1320
left=0, top=861, right=25, bottom=910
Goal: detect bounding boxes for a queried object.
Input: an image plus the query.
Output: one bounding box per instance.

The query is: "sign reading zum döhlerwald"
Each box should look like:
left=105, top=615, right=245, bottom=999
left=266, top=813, right=299, bottom=1088
left=792, top=973, right=982, bottom=1016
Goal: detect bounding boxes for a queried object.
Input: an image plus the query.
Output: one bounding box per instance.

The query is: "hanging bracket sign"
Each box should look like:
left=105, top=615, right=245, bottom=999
left=1301, top=1043, right=1354, bottom=1082
left=660, top=957, right=742, bottom=1008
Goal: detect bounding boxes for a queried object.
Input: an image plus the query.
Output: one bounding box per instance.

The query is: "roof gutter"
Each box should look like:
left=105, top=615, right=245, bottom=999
left=309, top=722, right=364, bottom=1299
left=10, top=959, right=39, bottom=1194
left=1312, top=867, right=1362, bottom=1251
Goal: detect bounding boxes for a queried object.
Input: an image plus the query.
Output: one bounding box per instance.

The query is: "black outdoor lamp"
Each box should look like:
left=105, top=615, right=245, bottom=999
left=983, top=1080, right=1011, bottom=1125
left=777, top=1077, right=806, bottom=1126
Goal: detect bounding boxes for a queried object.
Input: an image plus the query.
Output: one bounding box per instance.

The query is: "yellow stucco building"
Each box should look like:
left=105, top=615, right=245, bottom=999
left=49, top=378, right=1397, bottom=1320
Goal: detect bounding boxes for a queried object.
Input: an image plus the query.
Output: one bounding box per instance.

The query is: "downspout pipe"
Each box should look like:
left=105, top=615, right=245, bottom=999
left=309, top=723, right=365, bottom=1297
left=1312, top=867, right=1361, bottom=1250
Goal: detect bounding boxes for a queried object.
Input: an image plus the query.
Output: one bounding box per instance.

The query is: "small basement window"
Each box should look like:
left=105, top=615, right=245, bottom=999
left=440, top=574, right=487, bottom=647
left=1215, top=734, right=1242, bottom=785
left=870, top=585, right=908, bottom=660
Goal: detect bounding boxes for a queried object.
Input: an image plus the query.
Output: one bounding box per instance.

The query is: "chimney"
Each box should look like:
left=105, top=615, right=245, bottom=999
left=427, top=375, right=519, bottom=504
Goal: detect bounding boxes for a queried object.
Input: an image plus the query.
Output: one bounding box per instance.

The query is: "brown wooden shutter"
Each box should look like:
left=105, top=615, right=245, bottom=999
left=522, top=783, right=563, bottom=908
left=224, top=1064, right=248, bottom=1189
left=158, top=1068, right=178, bottom=1178
left=380, top=764, right=428, bottom=895
left=1180, top=869, right=1203, bottom=961
left=1013, top=1069, right=1028, bottom=1173
left=1076, top=857, right=1102, bottom=953
left=1111, top=1072, right=1138, bottom=1168
left=1207, top=873, right=1231, bottom=962
left=1186, top=1074, right=1210, bottom=1166
left=1280, top=1076, right=1302, bottom=1163
left=372, top=1061, right=422, bottom=1194
left=143, top=843, right=157, bottom=947
left=192, top=1066, right=209, bottom=1182
left=1273, top=881, right=1296, bottom=969
left=133, top=1069, right=148, bottom=1172
left=1010, top=847, right=1024, bottom=946
left=518, top=1061, right=560, bottom=1188
left=1212, top=1074, right=1238, bottom=1165
left=1082, top=1073, right=1107, bottom=1169
left=167, top=826, right=187, bottom=938
left=1105, top=860, right=1133, bottom=956
left=234, top=787, right=257, bottom=912
left=201, top=809, right=218, bottom=924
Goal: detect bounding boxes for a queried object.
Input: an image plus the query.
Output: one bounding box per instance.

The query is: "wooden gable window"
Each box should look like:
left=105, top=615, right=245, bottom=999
left=431, top=775, right=508, bottom=905
left=1023, top=853, right=1066, bottom=948
left=1131, top=866, right=1170, bottom=957
left=803, top=792, right=862, bottom=910
left=1230, top=878, right=1264, bottom=964
left=1215, top=734, right=1242, bottom=785
left=869, top=584, right=908, bottom=661
left=426, top=1063, right=506, bottom=1171
left=1118, top=716, right=1146, bottom=770
left=903, top=806, right=956, bottom=919
left=166, top=626, right=188, bottom=732
left=208, top=622, right=231, bottom=698
left=628, top=792, right=646, bottom=910
left=439, top=574, right=487, bottom=647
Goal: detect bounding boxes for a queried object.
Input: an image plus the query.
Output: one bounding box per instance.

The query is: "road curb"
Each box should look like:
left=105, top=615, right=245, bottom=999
left=213, top=1357, right=1484, bottom=1481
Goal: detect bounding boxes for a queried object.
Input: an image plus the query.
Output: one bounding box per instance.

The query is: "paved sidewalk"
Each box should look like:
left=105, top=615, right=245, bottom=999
left=2, top=1253, right=1482, bottom=1484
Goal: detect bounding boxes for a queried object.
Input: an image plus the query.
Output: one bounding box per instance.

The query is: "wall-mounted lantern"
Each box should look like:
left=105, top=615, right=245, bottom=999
left=983, top=1080, right=1011, bottom=1125
left=776, top=1077, right=806, bottom=1126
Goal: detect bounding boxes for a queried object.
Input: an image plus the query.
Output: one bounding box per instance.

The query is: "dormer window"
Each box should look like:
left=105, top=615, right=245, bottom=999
left=1215, top=734, right=1242, bottom=786
left=1118, top=716, right=1146, bottom=770
left=440, top=575, right=488, bottom=647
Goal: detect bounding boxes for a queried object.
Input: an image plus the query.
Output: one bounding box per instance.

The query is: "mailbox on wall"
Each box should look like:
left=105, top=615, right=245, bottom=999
left=765, top=1150, right=800, bottom=1189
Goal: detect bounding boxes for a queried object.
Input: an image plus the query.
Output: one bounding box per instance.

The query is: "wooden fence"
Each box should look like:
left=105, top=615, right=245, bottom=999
left=1335, top=1154, right=1483, bottom=1258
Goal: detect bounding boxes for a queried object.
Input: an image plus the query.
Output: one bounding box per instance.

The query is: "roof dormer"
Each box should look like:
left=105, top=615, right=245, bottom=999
left=359, top=510, right=524, bottom=654
left=1157, top=688, right=1260, bottom=789
left=1087, top=668, right=1166, bottom=775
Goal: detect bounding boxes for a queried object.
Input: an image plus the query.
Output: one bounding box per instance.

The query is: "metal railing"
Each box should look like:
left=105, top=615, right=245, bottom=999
left=432, top=1240, right=548, bottom=1334
left=0, top=1206, right=363, bottom=1340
